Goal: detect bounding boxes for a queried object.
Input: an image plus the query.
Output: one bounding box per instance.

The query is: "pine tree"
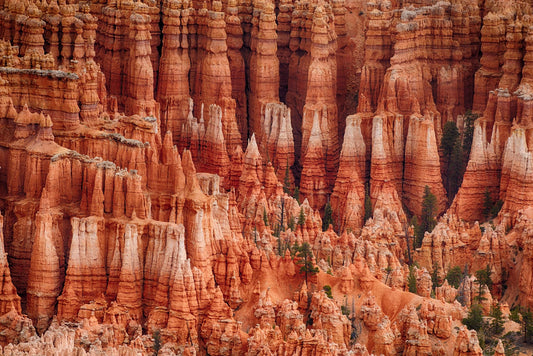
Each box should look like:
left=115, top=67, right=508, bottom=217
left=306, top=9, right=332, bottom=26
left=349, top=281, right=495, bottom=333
left=290, top=241, right=300, bottom=258
left=441, top=121, right=467, bottom=201
left=298, top=207, right=306, bottom=226
left=288, top=215, right=296, bottom=231
left=295, top=242, right=319, bottom=284
left=510, top=307, right=521, bottom=323
left=322, top=201, right=333, bottom=231
left=441, top=121, right=460, bottom=157
left=489, top=304, right=504, bottom=336
left=522, top=308, right=533, bottom=343
left=475, top=264, right=492, bottom=301
left=293, top=186, right=300, bottom=203
left=421, top=185, right=438, bottom=221
left=463, top=304, right=483, bottom=331
left=448, top=138, right=464, bottom=199
left=417, top=186, right=437, bottom=248
left=279, top=198, right=285, bottom=232
left=462, top=111, right=477, bottom=155
left=475, top=265, right=492, bottom=289
left=490, top=199, right=504, bottom=219
left=445, top=266, right=462, bottom=288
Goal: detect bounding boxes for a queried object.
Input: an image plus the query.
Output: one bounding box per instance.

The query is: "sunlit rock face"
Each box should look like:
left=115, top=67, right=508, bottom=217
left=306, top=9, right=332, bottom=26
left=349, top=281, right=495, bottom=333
left=0, top=0, right=532, bottom=355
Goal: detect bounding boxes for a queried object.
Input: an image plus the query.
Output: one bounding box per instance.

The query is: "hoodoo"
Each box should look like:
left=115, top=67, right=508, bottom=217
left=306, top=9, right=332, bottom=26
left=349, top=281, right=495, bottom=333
left=0, top=0, right=532, bottom=355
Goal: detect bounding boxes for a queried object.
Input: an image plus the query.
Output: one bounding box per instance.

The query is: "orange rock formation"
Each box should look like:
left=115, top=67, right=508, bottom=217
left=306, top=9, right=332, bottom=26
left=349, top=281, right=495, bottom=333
left=0, top=1, right=532, bottom=355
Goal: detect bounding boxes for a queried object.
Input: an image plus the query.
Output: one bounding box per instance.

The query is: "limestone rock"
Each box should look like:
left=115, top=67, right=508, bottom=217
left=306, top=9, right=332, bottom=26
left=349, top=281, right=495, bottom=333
left=26, top=209, right=63, bottom=334
left=0, top=2, right=530, bottom=355
left=248, top=2, right=280, bottom=144
left=331, top=114, right=366, bottom=232
left=157, top=0, right=192, bottom=143
left=454, top=327, right=483, bottom=356
left=0, top=213, right=21, bottom=316
left=124, top=7, right=158, bottom=117
left=300, top=111, right=328, bottom=211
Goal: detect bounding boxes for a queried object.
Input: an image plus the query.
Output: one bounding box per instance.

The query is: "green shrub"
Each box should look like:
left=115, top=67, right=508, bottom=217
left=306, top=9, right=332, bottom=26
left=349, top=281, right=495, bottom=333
left=323, top=285, right=333, bottom=299
left=445, top=266, right=463, bottom=288
left=463, top=304, right=483, bottom=331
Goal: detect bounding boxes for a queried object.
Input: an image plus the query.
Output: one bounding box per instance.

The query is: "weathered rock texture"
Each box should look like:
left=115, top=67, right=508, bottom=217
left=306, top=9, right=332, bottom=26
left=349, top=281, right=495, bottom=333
left=0, top=0, right=532, bottom=355
left=451, top=6, right=533, bottom=225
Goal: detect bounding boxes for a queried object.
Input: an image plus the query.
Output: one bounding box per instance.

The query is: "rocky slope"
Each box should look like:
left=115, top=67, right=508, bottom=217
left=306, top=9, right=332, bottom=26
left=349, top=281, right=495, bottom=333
left=0, top=0, right=531, bottom=355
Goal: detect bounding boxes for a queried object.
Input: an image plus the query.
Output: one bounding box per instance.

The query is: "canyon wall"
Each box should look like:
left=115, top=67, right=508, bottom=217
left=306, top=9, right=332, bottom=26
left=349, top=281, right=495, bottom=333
left=0, top=0, right=531, bottom=355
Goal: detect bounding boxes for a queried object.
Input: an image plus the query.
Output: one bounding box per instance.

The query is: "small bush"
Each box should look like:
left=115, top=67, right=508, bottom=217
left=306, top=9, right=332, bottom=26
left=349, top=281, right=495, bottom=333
left=323, top=285, right=333, bottom=299
left=341, top=305, right=350, bottom=316
left=510, top=307, right=521, bottom=323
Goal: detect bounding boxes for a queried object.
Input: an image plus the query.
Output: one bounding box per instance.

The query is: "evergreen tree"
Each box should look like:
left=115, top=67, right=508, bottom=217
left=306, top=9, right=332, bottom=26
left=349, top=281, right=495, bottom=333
left=441, top=121, right=468, bottom=201
left=445, top=266, right=463, bottom=288
left=462, top=111, right=477, bottom=155
left=475, top=265, right=492, bottom=302
left=417, top=186, right=437, bottom=248
left=297, top=207, right=306, bottom=226
left=293, top=186, right=300, bottom=203
left=489, top=304, right=504, bottom=336
left=441, top=121, right=460, bottom=157
left=463, top=304, right=484, bottom=331
left=475, top=265, right=493, bottom=289
left=290, top=241, right=301, bottom=258
left=448, top=138, right=464, bottom=199
left=490, top=199, right=504, bottom=219
left=322, top=201, right=333, bottom=231
left=288, top=215, right=296, bottom=231
left=510, top=307, right=521, bottom=323
left=295, top=242, right=319, bottom=284
left=522, top=308, right=533, bottom=343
